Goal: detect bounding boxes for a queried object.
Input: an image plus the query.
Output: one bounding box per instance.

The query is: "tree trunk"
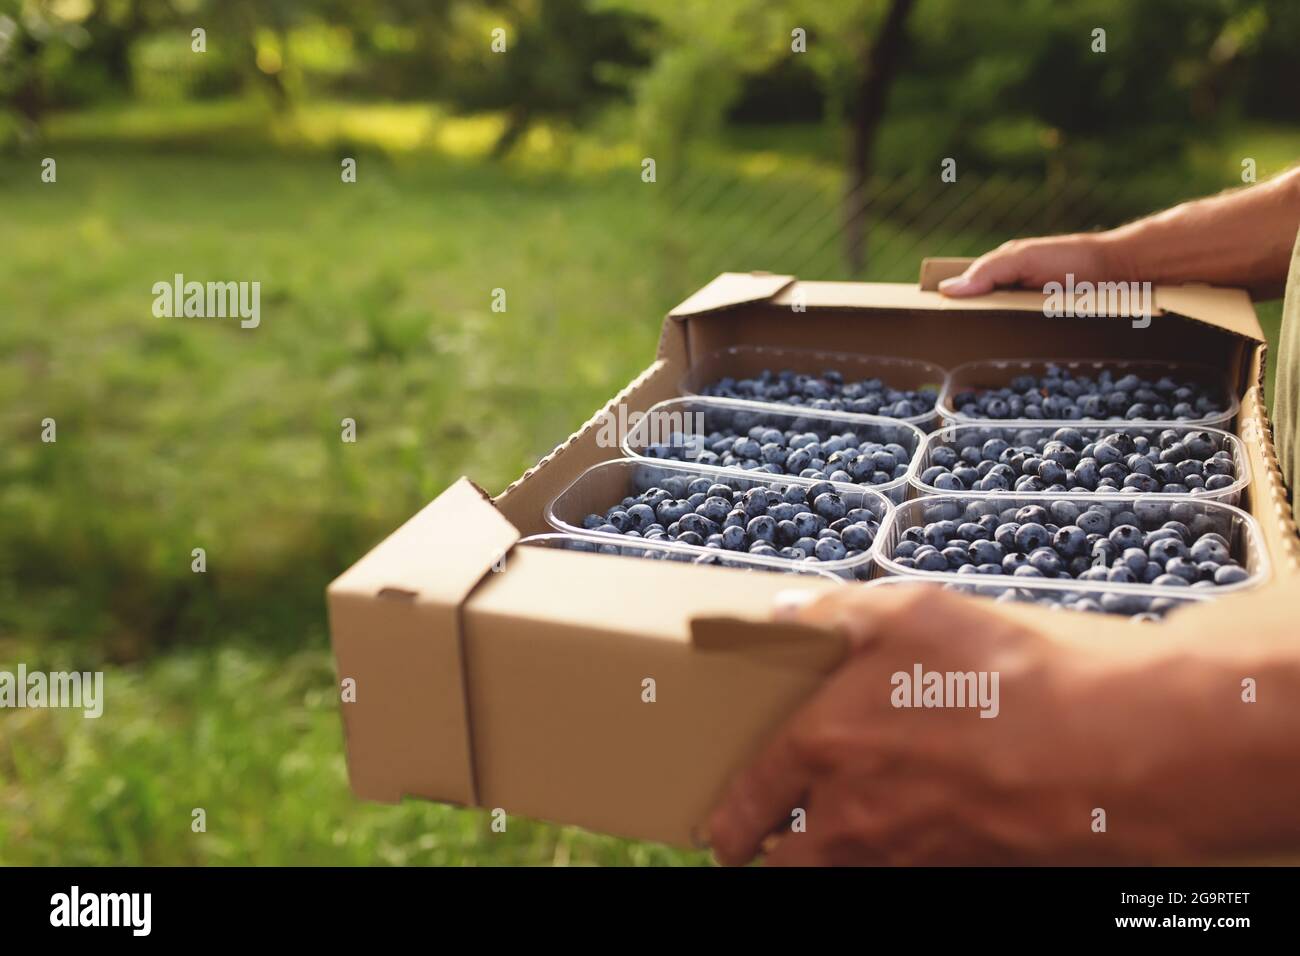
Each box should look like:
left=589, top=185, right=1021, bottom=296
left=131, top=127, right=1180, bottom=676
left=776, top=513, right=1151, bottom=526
left=491, top=107, right=533, bottom=161
left=843, top=0, right=915, bottom=277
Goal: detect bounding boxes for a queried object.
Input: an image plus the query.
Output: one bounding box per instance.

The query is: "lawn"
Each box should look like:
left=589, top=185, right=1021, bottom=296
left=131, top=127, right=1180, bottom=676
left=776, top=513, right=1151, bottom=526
left=0, top=101, right=1287, bottom=864
left=0, top=129, right=705, bottom=864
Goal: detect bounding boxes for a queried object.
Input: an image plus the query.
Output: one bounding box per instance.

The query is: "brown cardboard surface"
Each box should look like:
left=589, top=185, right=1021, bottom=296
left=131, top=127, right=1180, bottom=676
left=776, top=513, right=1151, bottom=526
left=328, top=269, right=1298, bottom=848
left=327, top=478, right=518, bottom=805
left=462, top=546, right=844, bottom=845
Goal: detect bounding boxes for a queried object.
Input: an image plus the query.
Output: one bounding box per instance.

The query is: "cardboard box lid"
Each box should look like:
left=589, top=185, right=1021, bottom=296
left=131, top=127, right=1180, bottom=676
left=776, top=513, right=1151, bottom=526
left=667, top=263, right=1264, bottom=343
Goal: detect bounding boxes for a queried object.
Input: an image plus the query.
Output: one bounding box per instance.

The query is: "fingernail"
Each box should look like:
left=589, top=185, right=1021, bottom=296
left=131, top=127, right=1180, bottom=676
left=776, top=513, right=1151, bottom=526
left=938, top=276, right=970, bottom=295
left=773, top=589, right=816, bottom=621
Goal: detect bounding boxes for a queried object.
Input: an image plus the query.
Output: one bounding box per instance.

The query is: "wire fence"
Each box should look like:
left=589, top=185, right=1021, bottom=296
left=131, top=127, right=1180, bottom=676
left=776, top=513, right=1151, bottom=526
left=654, top=165, right=1184, bottom=288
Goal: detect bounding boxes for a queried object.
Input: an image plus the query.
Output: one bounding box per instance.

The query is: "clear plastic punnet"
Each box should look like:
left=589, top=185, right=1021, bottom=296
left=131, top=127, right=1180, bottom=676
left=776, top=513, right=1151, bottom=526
left=546, top=458, right=893, bottom=580
left=858, top=572, right=1213, bottom=620
left=680, top=345, right=949, bottom=430
left=935, top=358, right=1239, bottom=429
left=910, top=422, right=1250, bottom=506
left=872, top=493, right=1268, bottom=595
left=621, top=396, right=925, bottom=503
left=518, top=533, right=846, bottom=581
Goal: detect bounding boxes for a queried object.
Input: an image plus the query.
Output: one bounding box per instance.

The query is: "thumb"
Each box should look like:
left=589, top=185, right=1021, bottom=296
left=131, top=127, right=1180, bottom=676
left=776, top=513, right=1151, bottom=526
left=939, top=249, right=1031, bottom=297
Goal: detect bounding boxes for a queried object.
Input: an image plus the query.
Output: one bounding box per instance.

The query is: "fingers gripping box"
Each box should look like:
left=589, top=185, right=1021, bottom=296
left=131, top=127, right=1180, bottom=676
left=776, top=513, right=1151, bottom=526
left=327, top=264, right=1299, bottom=848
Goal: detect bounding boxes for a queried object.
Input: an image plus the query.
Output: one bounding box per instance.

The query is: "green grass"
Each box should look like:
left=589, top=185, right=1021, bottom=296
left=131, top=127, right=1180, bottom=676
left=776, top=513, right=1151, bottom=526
left=0, top=132, right=711, bottom=864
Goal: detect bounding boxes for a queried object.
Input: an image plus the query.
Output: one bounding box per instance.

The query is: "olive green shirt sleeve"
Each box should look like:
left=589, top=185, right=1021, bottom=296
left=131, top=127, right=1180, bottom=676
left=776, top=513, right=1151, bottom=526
left=1273, top=226, right=1300, bottom=503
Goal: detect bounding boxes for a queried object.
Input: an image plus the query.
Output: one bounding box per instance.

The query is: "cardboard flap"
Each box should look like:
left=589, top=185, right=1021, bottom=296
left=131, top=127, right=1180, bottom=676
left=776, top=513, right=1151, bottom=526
left=690, top=616, right=848, bottom=671
left=1155, top=284, right=1263, bottom=342
left=668, top=271, right=794, bottom=318
left=326, top=478, right=520, bottom=808
left=919, top=257, right=975, bottom=291
left=333, top=477, right=519, bottom=600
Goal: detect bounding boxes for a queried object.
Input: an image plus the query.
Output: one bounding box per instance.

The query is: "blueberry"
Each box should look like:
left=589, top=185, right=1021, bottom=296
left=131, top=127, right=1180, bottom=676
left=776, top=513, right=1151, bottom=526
left=794, top=536, right=821, bottom=556
left=679, top=513, right=716, bottom=537
left=1015, top=522, right=1049, bottom=552
left=914, top=548, right=949, bottom=572
left=993, top=522, right=1020, bottom=551
left=742, top=487, right=771, bottom=517
left=721, top=525, right=747, bottom=550
left=1106, top=565, right=1135, bottom=583
left=1214, top=564, right=1249, bottom=585
left=1002, top=552, right=1029, bottom=573
left=815, top=538, right=848, bottom=562
left=968, top=539, right=1004, bottom=565
left=1053, top=525, right=1087, bottom=558
left=767, top=502, right=798, bottom=523
left=931, top=446, right=959, bottom=469
left=746, top=515, right=777, bottom=543
left=1148, top=537, right=1189, bottom=563
left=1077, top=509, right=1110, bottom=534
left=841, top=523, right=875, bottom=551
left=813, top=492, right=848, bottom=522
left=1028, top=547, right=1062, bottom=576
left=1190, top=537, right=1231, bottom=564
left=1120, top=547, right=1149, bottom=575
left=774, top=519, right=800, bottom=547
left=1108, top=525, right=1143, bottom=550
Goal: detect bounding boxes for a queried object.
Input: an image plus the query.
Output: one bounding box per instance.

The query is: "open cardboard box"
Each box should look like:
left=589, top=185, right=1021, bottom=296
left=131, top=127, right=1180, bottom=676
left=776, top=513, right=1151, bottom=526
left=327, top=262, right=1300, bottom=848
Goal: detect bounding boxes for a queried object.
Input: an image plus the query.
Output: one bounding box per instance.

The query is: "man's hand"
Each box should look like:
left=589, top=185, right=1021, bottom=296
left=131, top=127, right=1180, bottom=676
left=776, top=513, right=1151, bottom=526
left=938, top=167, right=1300, bottom=299
left=707, top=582, right=1222, bottom=868
left=938, top=233, right=1128, bottom=297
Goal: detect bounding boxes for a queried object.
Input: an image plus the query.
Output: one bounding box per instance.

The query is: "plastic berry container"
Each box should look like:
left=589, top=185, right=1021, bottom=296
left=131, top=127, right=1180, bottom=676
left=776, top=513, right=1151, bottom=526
left=621, top=396, right=926, bottom=504
left=909, top=422, right=1250, bottom=507
left=934, top=358, right=1240, bottom=429
left=518, top=533, right=846, bottom=582
left=545, top=458, right=892, bottom=580
left=858, top=572, right=1213, bottom=620
left=680, top=345, right=949, bottom=431
left=871, top=493, right=1269, bottom=595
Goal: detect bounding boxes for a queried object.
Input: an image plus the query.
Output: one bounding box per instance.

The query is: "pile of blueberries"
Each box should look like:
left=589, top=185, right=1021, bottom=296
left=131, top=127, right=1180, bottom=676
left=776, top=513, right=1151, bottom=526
left=642, top=422, right=913, bottom=488
left=949, top=364, right=1226, bottom=421
left=701, top=368, right=938, bottom=418
left=579, top=476, right=880, bottom=568
left=987, top=586, right=1186, bottom=620
left=919, top=426, right=1237, bottom=494
left=890, top=499, right=1250, bottom=588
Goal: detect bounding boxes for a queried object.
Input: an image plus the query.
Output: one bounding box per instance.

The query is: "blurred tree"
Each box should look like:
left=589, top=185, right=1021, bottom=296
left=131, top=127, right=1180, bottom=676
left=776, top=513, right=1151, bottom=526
left=435, top=0, right=649, bottom=159
left=602, top=0, right=917, bottom=274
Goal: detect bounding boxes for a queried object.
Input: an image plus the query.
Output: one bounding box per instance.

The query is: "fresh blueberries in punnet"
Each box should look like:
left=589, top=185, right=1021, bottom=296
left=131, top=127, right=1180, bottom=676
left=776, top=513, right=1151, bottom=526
left=890, top=497, right=1250, bottom=591
left=950, top=364, right=1226, bottom=422
left=701, top=366, right=939, bottom=419
left=644, top=410, right=917, bottom=489
left=919, top=425, right=1238, bottom=495
left=580, top=473, right=882, bottom=573
left=918, top=581, right=1195, bottom=622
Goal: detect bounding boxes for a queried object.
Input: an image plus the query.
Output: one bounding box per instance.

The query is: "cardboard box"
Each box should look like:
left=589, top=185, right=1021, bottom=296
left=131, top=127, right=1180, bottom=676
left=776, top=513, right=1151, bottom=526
left=327, top=264, right=1299, bottom=848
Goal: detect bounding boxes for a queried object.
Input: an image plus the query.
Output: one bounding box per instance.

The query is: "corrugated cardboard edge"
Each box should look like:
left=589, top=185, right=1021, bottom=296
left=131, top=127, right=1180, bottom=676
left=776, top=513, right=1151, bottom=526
left=494, top=358, right=668, bottom=505
left=1241, top=386, right=1300, bottom=574
left=326, top=478, right=520, bottom=806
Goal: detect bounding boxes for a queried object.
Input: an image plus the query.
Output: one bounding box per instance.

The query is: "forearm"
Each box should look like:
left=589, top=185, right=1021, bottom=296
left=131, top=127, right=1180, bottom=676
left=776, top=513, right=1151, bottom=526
left=1100, top=166, right=1300, bottom=299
